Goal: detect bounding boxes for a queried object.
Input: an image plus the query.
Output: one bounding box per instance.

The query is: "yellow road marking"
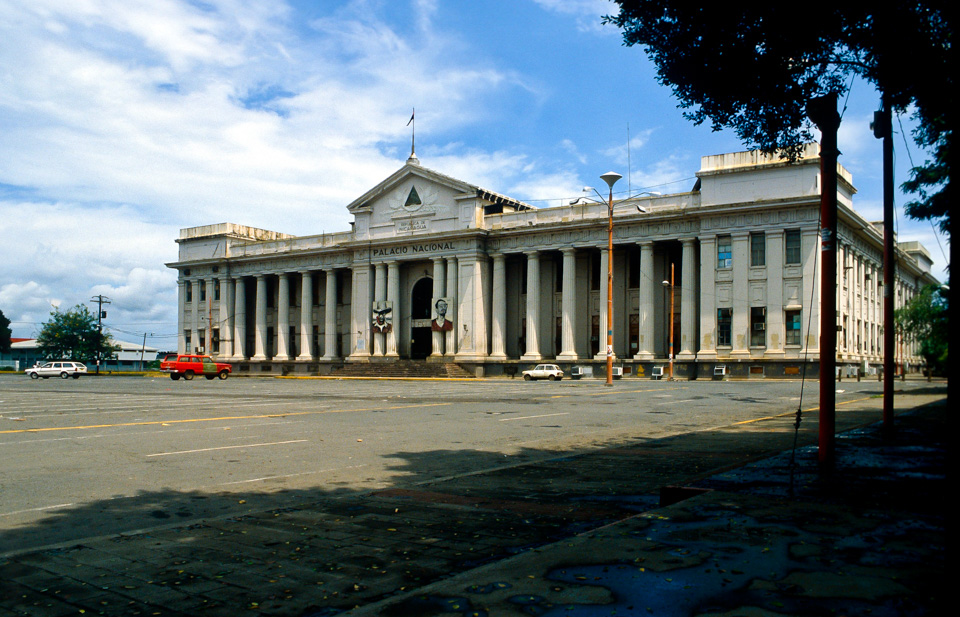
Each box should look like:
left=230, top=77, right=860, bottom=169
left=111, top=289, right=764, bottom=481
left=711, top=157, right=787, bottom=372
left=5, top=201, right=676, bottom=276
left=545, top=386, right=687, bottom=400
left=732, top=395, right=878, bottom=426
left=0, top=402, right=450, bottom=435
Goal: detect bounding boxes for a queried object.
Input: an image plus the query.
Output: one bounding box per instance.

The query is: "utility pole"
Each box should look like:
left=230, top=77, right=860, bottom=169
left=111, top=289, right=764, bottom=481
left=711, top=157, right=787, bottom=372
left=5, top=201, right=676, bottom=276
left=807, top=93, right=840, bottom=468
left=90, top=295, right=111, bottom=375
left=874, top=101, right=896, bottom=436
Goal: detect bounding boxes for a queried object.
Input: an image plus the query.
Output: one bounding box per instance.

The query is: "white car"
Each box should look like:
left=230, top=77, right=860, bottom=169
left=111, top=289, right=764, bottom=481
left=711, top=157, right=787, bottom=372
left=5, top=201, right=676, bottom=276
left=25, top=361, right=88, bottom=380
left=522, top=364, right=564, bottom=381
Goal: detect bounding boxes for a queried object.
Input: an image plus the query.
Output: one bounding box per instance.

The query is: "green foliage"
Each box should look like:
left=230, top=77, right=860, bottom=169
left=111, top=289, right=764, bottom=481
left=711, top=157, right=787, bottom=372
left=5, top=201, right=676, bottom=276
left=895, top=284, right=948, bottom=373
left=36, top=304, right=119, bottom=363
left=604, top=3, right=952, bottom=230
left=0, top=308, right=11, bottom=354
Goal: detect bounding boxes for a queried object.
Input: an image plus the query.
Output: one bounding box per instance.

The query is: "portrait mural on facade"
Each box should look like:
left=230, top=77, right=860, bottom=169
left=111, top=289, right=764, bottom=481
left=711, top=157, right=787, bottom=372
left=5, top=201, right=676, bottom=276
left=372, top=301, right=393, bottom=333
left=431, top=297, right=453, bottom=332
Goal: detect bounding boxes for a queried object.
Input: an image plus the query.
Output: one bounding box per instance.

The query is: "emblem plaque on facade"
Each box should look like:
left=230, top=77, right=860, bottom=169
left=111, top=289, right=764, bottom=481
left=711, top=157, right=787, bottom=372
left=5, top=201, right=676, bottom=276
left=389, top=182, right=439, bottom=214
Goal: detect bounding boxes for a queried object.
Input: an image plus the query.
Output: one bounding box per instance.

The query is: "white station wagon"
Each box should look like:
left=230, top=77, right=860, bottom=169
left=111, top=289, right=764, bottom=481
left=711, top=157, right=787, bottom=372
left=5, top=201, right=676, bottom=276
left=25, top=361, right=88, bottom=379
left=522, top=364, right=564, bottom=381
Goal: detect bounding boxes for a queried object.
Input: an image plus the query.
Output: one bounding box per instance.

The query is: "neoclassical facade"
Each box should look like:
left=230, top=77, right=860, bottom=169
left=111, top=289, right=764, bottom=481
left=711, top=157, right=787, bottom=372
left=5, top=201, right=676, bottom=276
left=168, top=145, right=937, bottom=378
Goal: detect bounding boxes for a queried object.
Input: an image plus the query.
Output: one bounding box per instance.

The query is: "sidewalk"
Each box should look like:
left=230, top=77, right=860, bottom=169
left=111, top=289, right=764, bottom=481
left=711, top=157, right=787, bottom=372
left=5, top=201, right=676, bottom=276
left=1, top=387, right=946, bottom=617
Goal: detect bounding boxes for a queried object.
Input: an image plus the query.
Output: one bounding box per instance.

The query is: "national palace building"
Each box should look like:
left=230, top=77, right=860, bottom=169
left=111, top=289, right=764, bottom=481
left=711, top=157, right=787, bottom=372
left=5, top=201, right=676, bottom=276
left=168, top=144, right=938, bottom=378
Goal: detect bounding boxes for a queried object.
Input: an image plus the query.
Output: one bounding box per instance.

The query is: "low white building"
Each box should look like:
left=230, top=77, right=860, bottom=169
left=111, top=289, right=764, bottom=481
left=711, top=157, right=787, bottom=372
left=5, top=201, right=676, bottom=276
left=1, top=337, right=158, bottom=372
left=167, top=145, right=937, bottom=378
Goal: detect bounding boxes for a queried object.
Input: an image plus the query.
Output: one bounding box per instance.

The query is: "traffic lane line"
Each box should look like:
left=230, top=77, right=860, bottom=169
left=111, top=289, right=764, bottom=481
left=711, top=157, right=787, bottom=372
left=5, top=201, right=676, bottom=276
left=0, top=420, right=306, bottom=446
left=210, top=464, right=368, bottom=487
left=147, top=439, right=308, bottom=457
left=499, top=412, right=569, bottom=422
left=0, top=402, right=451, bottom=435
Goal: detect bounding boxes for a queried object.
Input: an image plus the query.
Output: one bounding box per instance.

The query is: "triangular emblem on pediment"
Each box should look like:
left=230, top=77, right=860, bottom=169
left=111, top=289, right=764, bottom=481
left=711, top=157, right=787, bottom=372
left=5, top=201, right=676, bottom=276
left=388, top=181, right=439, bottom=215
left=404, top=186, right=422, bottom=209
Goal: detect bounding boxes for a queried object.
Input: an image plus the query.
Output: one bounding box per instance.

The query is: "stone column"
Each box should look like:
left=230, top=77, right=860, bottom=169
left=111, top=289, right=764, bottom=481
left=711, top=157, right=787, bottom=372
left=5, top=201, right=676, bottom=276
left=322, top=269, right=338, bottom=360
left=453, top=255, right=489, bottom=361
left=275, top=273, right=291, bottom=361
left=349, top=266, right=372, bottom=360
left=298, top=271, right=313, bottom=360
left=558, top=248, right=578, bottom=360
left=386, top=261, right=400, bottom=357
left=522, top=250, right=542, bottom=361
left=177, top=280, right=186, bottom=354
left=431, top=258, right=446, bottom=357
left=765, top=231, right=784, bottom=356
left=373, top=263, right=386, bottom=357
left=219, top=274, right=232, bottom=360
left=233, top=277, right=247, bottom=361
left=203, top=277, right=215, bottom=354
left=445, top=256, right=458, bottom=356
left=678, top=238, right=698, bottom=359
left=490, top=253, right=507, bottom=360
left=636, top=241, right=655, bottom=359
left=731, top=232, right=750, bottom=358
left=252, top=274, right=268, bottom=361
left=191, top=279, right=201, bottom=354
left=801, top=229, right=819, bottom=354
left=697, top=235, right=718, bottom=359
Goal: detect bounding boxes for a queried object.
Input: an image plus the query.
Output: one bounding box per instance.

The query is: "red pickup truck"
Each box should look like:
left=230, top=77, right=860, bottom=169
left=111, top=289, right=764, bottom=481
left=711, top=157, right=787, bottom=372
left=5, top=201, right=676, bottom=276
left=160, top=354, right=232, bottom=381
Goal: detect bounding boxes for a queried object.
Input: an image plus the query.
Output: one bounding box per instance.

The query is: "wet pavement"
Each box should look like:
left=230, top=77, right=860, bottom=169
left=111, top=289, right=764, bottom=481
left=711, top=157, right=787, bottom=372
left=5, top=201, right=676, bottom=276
left=1, top=382, right=946, bottom=616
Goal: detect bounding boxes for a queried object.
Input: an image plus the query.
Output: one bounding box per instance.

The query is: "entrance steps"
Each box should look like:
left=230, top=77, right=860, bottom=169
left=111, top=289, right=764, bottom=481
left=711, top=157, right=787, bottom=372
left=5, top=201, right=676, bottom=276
left=331, top=360, right=476, bottom=379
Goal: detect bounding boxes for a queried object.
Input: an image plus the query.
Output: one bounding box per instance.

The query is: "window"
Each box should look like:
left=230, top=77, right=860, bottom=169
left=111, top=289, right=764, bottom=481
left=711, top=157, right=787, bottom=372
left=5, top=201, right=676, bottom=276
left=184, top=330, right=192, bottom=353
left=199, top=281, right=206, bottom=302
left=212, top=328, right=220, bottom=354
left=185, top=284, right=192, bottom=303
left=717, top=236, right=732, bottom=269
left=750, top=232, right=765, bottom=266
left=717, top=308, right=732, bottom=346
left=750, top=307, right=766, bottom=347
left=198, top=329, right=205, bottom=353
left=214, top=280, right=221, bottom=301
left=785, top=230, right=802, bottom=265
left=785, top=310, right=802, bottom=346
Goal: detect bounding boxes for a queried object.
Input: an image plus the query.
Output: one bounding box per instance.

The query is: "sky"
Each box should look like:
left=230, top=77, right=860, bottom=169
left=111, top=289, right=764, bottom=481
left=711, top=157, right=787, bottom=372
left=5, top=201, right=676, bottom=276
left=1, top=0, right=949, bottom=344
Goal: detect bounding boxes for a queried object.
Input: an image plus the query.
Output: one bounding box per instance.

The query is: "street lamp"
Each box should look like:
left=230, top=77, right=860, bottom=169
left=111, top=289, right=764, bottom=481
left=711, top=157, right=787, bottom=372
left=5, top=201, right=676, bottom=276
left=661, top=263, right=675, bottom=381
left=600, top=171, right=622, bottom=386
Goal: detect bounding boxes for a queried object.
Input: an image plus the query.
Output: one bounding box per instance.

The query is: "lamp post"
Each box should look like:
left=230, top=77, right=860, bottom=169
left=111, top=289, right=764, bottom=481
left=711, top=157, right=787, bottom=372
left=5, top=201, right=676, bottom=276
left=600, top=171, right=622, bottom=386
left=661, top=263, right=675, bottom=381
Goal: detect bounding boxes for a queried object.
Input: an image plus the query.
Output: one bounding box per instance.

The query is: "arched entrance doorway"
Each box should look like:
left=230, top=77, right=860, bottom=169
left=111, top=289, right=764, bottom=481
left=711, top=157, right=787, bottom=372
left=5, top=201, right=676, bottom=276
left=410, top=277, right=433, bottom=359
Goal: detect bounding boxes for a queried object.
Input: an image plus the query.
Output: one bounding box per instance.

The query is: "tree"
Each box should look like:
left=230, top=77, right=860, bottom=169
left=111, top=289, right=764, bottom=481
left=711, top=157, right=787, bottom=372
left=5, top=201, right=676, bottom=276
left=36, top=305, right=119, bottom=364
left=604, top=3, right=952, bottom=233
left=0, top=308, right=11, bottom=354
left=895, top=284, right=948, bottom=376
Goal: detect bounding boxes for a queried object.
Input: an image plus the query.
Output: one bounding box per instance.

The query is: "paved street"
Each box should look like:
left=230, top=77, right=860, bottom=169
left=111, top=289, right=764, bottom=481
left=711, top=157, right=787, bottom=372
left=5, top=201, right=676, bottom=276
left=0, top=375, right=946, bottom=617
left=1, top=374, right=909, bottom=554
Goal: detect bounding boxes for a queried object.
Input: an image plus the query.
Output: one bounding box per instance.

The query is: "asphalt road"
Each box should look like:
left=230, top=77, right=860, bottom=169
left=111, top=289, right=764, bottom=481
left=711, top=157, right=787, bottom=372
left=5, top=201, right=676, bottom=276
left=0, top=373, right=902, bottom=554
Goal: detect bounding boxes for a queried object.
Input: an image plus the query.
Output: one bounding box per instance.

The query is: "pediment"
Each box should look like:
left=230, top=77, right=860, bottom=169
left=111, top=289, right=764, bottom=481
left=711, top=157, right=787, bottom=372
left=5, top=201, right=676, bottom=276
left=346, top=162, right=477, bottom=217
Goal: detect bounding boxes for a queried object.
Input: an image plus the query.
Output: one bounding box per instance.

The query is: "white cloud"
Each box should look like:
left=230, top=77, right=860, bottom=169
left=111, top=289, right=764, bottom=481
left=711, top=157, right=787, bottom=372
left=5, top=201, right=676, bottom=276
left=530, top=0, right=619, bottom=32
left=0, top=1, right=551, bottom=336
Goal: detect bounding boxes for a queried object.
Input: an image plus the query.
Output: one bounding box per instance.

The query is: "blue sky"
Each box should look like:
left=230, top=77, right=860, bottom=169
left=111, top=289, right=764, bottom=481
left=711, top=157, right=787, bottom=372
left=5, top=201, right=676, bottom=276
left=1, top=0, right=948, bottom=343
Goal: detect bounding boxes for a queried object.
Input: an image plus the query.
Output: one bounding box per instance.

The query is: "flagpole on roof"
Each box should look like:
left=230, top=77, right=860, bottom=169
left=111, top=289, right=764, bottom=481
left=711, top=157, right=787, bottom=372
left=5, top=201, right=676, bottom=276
left=408, top=108, right=415, bottom=158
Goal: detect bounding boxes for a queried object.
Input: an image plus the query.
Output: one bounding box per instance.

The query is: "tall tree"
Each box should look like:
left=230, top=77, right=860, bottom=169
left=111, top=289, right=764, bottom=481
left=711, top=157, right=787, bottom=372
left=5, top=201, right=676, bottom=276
left=895, top=284, right=949, bottom=376
left=604, top=3, right=952, bottom=233
left=36, top=305, right=118, bottom=364
left=0, top=308, right=11, bottom=354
